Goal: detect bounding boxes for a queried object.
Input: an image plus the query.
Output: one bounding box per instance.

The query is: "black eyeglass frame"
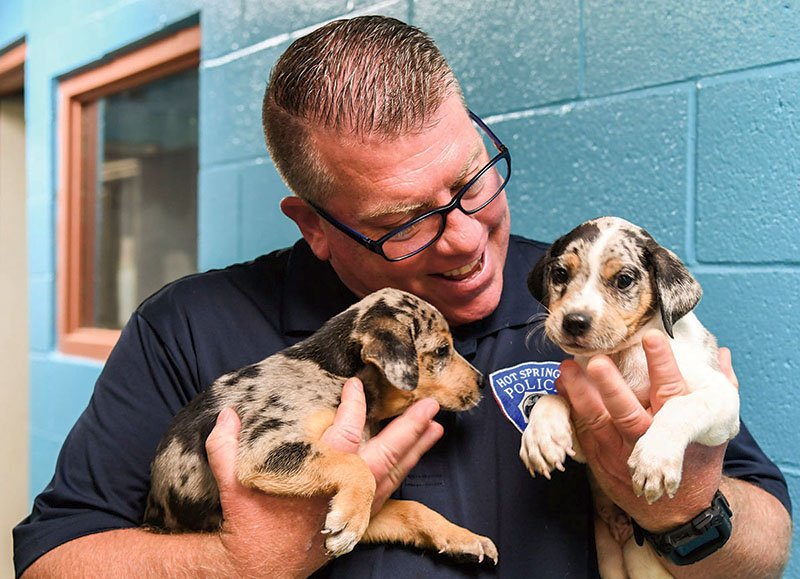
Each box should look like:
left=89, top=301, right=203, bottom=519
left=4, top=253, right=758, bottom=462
left=307, top=110, right=511, bottom=262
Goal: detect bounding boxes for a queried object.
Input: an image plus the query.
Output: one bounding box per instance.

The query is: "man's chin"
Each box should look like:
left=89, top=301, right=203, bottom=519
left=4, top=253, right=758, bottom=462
left=437, top=290, right=502, bottom=327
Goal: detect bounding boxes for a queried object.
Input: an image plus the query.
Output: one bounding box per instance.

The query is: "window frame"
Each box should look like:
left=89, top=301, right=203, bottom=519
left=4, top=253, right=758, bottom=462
left=0, top=42, right=25, bottom=96
left=57, top=25, right=200, bottom=360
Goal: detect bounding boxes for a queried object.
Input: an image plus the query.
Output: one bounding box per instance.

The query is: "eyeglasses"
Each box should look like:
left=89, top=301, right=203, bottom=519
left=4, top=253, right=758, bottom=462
left=307, top=110, right=511, bottom=262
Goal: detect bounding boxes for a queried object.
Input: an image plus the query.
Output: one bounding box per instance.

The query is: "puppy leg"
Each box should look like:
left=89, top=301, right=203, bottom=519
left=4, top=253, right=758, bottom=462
left=239, top=447, right=376, bottom=558
left=361, top=499, right=498, bottom=565
left=520, top=394, right=583, bottom=477
left=628, top=372, right=739, bottom=503
left=594, top=516, right=628, bottom=579
left=622, top=538, right=673, bottom=579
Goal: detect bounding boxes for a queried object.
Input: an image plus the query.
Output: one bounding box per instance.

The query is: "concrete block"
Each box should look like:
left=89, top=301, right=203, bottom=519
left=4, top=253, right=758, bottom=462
left=200, top=44, right=279, bottom=165
left=201, top=0, right=244, bottom=59
left=501, top=89, right=689, bottom=252
left=27, top=275, right=54, bottom=353
left=415, top=0, right=580, bottom=113
left=198, top=166, right=240, bottom=271
left=585, top=1, right=800, bottom=95
left=29, top=354, right=99, bottom=496
left=240, top=159, right=299, bottom=259
left=696, top=67, right=800, bottom=263
left=27, top=196, right=54, bottom=277
left=694, top=271, right=799, bottom=468
left=240, top=0, right=349, bottom=47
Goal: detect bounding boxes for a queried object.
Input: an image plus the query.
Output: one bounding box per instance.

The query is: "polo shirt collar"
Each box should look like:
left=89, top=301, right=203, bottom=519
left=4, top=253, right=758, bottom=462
left=450, top=236, right=543, bottom=355
left=281, top=236, right=543, bottom=346
left=281, top=239, right=359, bottom=336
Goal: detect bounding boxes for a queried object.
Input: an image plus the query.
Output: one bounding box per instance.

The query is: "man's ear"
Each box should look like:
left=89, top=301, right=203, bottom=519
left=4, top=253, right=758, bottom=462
left=280, top=196, right=331, bottom=261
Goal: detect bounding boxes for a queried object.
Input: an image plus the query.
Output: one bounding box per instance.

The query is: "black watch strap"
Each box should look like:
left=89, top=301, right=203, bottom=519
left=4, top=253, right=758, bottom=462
left=632, top=490, right=733, bottom=566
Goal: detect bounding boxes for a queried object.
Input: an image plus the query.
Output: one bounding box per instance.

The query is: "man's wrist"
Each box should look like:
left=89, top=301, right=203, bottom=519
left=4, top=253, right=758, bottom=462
left=631, top=490, right=733, bottom=566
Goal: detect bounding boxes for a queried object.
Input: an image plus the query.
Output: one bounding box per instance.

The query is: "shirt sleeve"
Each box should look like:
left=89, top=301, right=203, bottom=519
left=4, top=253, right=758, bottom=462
left=723, top=420, right=792, bottom=515
left=12, top=311, right=197, bottom=577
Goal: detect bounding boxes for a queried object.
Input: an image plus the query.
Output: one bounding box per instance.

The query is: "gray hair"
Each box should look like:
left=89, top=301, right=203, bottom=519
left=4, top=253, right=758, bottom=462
left=262, top=15, right=462, bottom=204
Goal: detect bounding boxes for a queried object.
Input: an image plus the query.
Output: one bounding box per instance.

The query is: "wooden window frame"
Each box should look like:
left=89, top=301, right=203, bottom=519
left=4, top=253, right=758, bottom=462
left=57, top=26, right=200, bottom=360
left=0, top=42, right=25, bottom=96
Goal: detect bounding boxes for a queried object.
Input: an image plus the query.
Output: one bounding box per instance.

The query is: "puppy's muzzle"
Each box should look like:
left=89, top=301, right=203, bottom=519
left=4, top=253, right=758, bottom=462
left=562, top=312, right=593, bottom=337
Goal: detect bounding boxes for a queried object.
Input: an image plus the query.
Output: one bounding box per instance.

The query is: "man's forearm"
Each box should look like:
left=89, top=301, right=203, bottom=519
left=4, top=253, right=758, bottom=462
left=22, top=521, right=327, bottom=579
left=22, top=529, right=237, bottom=579
left=667, top=477, right=791, bottom=579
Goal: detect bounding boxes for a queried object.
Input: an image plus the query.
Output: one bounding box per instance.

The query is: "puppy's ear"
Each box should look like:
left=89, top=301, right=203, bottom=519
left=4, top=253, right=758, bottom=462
left=527, top=253, right=550, bottom=306
left=360, top=322, right=418, bottom=391
left=647, top=245, right=702, bottom=338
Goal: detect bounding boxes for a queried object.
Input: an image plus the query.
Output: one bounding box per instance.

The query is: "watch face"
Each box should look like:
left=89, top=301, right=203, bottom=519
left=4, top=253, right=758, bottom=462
left=639, top=490, right=733, bottom=566
left=675, top=527, right=722, bottom=558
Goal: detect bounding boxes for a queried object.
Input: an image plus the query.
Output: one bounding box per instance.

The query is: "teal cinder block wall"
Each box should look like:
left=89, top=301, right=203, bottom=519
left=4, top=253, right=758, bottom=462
left=2, top=0, right=797, bottom=574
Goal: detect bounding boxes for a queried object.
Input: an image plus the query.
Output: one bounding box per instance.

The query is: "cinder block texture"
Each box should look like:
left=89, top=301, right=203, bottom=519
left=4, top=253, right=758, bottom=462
left=201, top=46, right=279, bottom=166
left=240, top=160, right=298, bottom=259
left=695, top=272, right=799, bottom=468
left=198, top=167, right=240, bottom=271
left=240, top=0, right=349, bottom=48
left=696, top=68, right=800, bottom=263
left=504, top=90, right=688, bottom=251
left=584, top=1, right=800, bottom=95
left=27, top=277, right=54, bottom=354
left=416, top=0, right=581, bottom=113
left=29, top=356, right=100, bottom=497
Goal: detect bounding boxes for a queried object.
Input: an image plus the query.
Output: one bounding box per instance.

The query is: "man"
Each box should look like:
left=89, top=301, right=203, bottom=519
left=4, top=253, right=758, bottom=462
left=15, top=16, right=791, bottom=578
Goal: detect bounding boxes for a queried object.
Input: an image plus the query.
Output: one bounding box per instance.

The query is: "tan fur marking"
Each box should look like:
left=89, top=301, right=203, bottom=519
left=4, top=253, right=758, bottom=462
left=563, top=252, right=581, bottom=275
left=601, top=258, right=623, bottom=281
left=619, top=279, right=655, bottom=339
left=304, top=408, right=337, bottom=442
left=362, top=499, right=497, bottom=563
left=373, top=387, right=414, bottom=421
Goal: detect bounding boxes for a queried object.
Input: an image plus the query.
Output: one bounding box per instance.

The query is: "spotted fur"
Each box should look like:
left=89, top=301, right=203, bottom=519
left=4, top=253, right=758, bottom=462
left=145, top=288, right=498, bottom=564
left=520, top=217, right=740, bottom=578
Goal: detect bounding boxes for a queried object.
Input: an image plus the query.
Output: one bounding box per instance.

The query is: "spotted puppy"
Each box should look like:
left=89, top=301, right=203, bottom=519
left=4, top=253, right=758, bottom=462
left=145, top=288, right=497, bottom=564
left=519, top=217, right=739, bottom=578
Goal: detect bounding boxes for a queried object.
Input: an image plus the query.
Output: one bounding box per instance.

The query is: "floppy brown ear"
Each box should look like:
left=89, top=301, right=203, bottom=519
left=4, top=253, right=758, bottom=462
left=360, top=322, right=418, bottom=391
left=648, top=244, right=702, bottom=338
left=527, top=253, right=550, bottom=307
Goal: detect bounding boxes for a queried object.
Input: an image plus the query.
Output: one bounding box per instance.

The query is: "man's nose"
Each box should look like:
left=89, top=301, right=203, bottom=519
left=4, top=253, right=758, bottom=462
left=436, top=209, right=483, bottom=255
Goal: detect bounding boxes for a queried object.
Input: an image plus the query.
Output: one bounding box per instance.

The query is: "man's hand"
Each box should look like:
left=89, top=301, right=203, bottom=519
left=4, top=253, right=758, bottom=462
left=205, top=378, right=443, bottom=577
left=557, top=330, right=732, bottom=532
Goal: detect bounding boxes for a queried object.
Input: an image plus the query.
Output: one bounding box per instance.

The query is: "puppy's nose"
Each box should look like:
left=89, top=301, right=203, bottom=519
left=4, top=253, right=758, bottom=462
left=477, top=372, right=486, bottom=389
left=562, top=312, right=592, bottom=337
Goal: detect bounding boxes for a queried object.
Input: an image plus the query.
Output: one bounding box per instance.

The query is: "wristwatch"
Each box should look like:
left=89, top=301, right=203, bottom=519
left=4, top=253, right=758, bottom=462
left=631, top=490, right=733, bottom=566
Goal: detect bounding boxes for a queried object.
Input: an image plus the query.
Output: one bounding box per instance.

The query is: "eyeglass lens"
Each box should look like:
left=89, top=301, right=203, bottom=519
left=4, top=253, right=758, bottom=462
left=381, top=150, right=509, bottom=260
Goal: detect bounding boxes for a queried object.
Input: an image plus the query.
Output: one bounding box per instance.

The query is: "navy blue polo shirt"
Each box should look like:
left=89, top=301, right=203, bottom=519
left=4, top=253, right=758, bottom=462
left=13, top=235, right=791, bottom=577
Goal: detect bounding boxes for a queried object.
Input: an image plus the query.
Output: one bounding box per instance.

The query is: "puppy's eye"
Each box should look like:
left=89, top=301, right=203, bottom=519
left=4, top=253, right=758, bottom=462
left=435, top=344, right=450, bottom=358
left=551, top=267, right=570, bottom=285
left=615, top=273, right=635, bottom=289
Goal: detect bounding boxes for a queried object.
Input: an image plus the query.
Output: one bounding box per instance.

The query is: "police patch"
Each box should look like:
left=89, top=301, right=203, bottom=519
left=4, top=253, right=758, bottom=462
left=490, top=361, right=561, bottom=433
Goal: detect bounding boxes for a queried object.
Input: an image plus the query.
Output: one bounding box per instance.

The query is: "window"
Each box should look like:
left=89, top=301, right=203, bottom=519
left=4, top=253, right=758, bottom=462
left=58, top=26, right=200, bottom=359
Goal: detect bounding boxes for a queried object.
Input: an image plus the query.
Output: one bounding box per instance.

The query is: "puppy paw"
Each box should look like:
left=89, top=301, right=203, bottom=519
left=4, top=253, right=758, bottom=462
left=322, top=502, right=371, bottom=558
left=435, top=531, right=498, bottom=565
left=519, top=412, right=574, bottom=478
left=627, top=433, right=684, bottom=504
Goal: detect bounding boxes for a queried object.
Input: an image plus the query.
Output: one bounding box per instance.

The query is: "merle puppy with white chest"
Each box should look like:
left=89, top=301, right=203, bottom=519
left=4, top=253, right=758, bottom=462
left=144, top=287, right=497, bottom=564
left=519, top=217, right=739, bottom=578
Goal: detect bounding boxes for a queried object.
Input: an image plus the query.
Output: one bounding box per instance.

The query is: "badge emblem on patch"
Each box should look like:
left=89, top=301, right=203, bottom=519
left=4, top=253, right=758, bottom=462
left=490, top=361, right=561, bottom=433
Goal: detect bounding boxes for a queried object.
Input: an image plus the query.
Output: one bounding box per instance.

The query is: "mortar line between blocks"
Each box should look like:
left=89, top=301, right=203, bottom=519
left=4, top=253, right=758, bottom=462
left=685, top=83, right=698, bottom=265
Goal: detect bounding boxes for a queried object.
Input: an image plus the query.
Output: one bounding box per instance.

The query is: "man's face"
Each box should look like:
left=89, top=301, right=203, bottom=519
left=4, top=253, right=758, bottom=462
left=302, top=95, right=511, bottom=326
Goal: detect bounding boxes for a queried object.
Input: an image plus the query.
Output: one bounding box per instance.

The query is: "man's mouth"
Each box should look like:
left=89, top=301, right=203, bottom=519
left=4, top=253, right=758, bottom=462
left=439, top=255, right=484, bottom=280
